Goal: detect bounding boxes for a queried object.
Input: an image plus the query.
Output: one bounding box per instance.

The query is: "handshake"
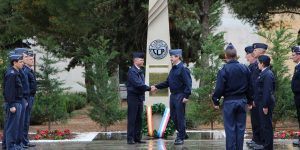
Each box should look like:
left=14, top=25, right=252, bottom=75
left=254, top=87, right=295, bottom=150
left=150, top=85, right=158, bottom=93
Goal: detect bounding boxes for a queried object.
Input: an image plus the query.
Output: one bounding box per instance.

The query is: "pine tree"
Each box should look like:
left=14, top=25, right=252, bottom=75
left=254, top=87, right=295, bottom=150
left=0, top=50, right=8, bottom=128
left=257, top=27, right=297, bottom=129
left=188, top=33, right=225, bottom=129
left=83, top=37, right=125, bottom=131
left=32, top=37, right=69, bottom=131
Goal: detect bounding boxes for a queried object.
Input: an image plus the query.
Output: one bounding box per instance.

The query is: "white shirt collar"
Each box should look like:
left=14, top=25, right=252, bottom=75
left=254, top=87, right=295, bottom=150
left=262, top=67, right=267, bottom=72
left=134, top=64, right=140, bottom=70
left=176, top=61, right=181, bottom=66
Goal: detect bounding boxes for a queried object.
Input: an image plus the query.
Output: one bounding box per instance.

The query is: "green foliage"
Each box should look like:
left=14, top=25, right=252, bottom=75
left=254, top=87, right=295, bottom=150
left=83, top=37, right=125, bottom=131
left=63, top=92, right=87, bottom=113
left=257, top=27, right=297, bottom=128
left=187, top=33, right=225, bottom=129
left=0, top=50, right=8, bottom=129
left=142, top=103, right=175, bottom=139
left=226, top=0, right=300, bottom=27
left=34, top=38, right=69, bottom=130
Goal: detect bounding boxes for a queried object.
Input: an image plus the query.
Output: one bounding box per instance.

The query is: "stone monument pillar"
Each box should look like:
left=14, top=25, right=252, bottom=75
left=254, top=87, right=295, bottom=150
left=145, top=0, right=171, bottom=107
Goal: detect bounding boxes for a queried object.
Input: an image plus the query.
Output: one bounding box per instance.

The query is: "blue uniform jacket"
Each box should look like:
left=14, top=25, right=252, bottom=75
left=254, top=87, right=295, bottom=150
left=155, top=62, right=192, bottom=99
left=212, top=60, right=253, bottom=106
left=20, top=66, right=30, bottom=97
left=292, top=64, right=300, bottom=94
left=250, top=61, right=261, bottom=103
left=3, top=67, right=23, bottom=105
left=24, top=65, right=37, bottom=96
left=126, top=65, right=150, bottom=95
left=256, top=67, right=275, bottom=108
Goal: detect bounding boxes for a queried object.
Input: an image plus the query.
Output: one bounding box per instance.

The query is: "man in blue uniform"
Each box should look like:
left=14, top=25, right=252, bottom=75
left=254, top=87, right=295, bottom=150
left=247, top=43, right=268, bottom=148
left=253, top=55, right=275, bottom=150
left=126, top=52, right=153, bottom=144
left=14, top=48, right=31, bottom=149
left=3, top=54, right=24, bottom=150
left=154, top=49, right=192, bottom=145
left=290, top=46, right=300, bottom=147
left=212, top=43, right=252, bottom=150
left=22, top=50, right=37, bottom=148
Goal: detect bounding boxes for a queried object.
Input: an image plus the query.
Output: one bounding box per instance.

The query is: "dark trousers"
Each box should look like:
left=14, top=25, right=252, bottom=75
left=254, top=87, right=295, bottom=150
left=223, top=99, right=247, bottom=150
left=251, top=101, right=262, bottom=144
left=127, top=93, right=143, bottom=141
left=23, top=96, right=34, bottom=145
left=258, top=101, right=274, bottom=150
left=5, top=103, right=22, bottom=150
left=294, top=94, right=300, bottom=130
left=18, top=98, right=27, bottom=146
left=170, top=93, right=186, bottom=140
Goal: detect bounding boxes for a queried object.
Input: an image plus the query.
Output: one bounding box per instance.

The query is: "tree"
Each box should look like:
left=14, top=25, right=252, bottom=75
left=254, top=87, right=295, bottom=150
left=257, top=27, right=297, bottom=128
left=188, top=33, right=225, bottom=129
left=83, top=37, right=125, bottom=131
left=32, top=37, right=69, bottom=131
left=225, top=0, right=300, bottom=27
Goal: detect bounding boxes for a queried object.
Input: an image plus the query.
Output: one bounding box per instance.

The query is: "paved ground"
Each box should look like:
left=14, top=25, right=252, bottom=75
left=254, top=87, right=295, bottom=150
left=2, top=139, right=299, bottom=150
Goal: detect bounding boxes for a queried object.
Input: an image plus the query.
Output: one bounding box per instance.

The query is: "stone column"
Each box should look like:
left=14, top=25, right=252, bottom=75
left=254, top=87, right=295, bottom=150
left=145, top=0, right=171, bottom=107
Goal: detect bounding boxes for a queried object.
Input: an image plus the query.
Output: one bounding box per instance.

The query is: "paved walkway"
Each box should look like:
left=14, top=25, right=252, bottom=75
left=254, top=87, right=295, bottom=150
left=2, top=139, right=298, bottom=150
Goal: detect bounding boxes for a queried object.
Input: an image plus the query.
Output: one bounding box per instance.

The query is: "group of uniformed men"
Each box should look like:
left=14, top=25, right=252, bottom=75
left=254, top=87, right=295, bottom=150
left=2, top=48, right=37, bottom=150
left=126, top=43, right=300, bottom=150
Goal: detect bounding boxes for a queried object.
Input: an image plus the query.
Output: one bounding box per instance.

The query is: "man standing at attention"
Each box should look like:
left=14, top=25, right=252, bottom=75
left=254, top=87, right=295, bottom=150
left=212, top=43, right=253, bottom=150
left=291, top=46, right=300, bottom=147
left=126, top=52, right=154, bottom=144
left=153, top=49, right=192, bottom=145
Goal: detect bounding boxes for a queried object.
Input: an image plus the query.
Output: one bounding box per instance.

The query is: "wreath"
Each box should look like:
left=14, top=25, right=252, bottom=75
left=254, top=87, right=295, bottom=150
left=142, top=103, right=175, bottom=138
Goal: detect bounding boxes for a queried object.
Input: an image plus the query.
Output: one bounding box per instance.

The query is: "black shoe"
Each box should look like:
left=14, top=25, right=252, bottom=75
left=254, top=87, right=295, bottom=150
left=174, top=139, right=184, bottom=145
left=2, top=147, right=6, bottom=150
left=253, top=144, right=264, bottom=150
left=134, top=140, right=146, bottom=144
left=127, top=140, right=135, bottom=144
left=26, top=143, right=36, bottom=147
left=246, top=140, right=255, bottom=146
left=22, top=144, right=29, bottom=149
left=293, top=140, right=300, bottom=146
left=184, top=134, right=189, bottom=140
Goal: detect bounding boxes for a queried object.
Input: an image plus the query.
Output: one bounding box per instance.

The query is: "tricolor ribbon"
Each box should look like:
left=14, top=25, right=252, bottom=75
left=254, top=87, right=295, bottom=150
left=157, top=107, right=170, bottom=138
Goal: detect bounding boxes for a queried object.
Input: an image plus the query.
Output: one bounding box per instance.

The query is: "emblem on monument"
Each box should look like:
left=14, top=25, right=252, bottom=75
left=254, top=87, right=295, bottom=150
left=149, top=39, right=168, bottom=59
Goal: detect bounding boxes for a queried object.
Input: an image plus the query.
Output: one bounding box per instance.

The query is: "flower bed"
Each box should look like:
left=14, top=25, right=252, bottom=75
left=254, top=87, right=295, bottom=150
left=32, top=129, right=75, bottom=140
left=274, top=130, right=300, bottom=139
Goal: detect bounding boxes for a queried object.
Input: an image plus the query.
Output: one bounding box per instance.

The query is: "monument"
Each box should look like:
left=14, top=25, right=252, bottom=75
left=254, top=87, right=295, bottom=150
left=145, top=0, right=171, bottom=107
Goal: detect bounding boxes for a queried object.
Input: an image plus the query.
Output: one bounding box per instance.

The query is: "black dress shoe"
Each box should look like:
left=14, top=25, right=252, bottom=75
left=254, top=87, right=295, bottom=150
left=293, top=140, right=300, bottom=146
left=134, top=140, right=146, bottom=144
left=127, top=140, right=135, bottom=144
left=26, top=143, right=36, bottom=147
left=184, top=134, right=189, bottom=139
left=253, top=144, right=264, bottom=150
left=174, top=139, right=184, bottom=145
left=246, top=140, right=255, bottom=146
left=22, top=144, right=29, bottom=149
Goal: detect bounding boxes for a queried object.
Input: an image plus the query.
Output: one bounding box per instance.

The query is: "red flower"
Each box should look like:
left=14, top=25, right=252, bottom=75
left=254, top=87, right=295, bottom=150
left=297, top=131, right=300, bottom=137
left=64, top=129, right=71, bottom=135
left=35, top=135, right=40, bottom=140
left=280, top=133, right=286, bottom=139
left=290, top=130, right=294, bottom=137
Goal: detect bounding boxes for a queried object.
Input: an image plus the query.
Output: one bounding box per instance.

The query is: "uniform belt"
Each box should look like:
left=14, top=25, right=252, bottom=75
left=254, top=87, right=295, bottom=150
left=224, top=95, right=246, bottom=101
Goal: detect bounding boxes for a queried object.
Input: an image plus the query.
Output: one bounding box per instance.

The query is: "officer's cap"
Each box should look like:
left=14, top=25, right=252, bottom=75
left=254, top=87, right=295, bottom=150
left=258, top=55, right=271, bottom=66
left=25, top=50, right=34, bottom=57
left=253, top=43, right=268, bottom=50
left=291, top=46, right=300, bottom=54
left=14, top=48, right=29, bottom=55
left=245, top=46, right=254, bottom=54
left=225, top=43, right=235, bottom=51
left=169, top=49, right=182, bottom=56
left=9, top=54, right=23, bottom=61
left=132, top=52, right=145, bottom=59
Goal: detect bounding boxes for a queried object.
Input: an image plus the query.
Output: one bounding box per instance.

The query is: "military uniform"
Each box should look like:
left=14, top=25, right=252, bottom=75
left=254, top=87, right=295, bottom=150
left=255, top=55, right=275, bottom=150
left=291, top=46, right=300, bottom=146
left=245, top=45, right=262, bottom=146
left=22, top=56, right=37, bottom=147
left=3, top=54, right=24, bottom=150
left=155, top=49, right=192, bottom=145
left=126, top=52, right=150, bottom=144
left=15, top=48, right=30, bottom=149
left=212, top=43, right=252, bottom=150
